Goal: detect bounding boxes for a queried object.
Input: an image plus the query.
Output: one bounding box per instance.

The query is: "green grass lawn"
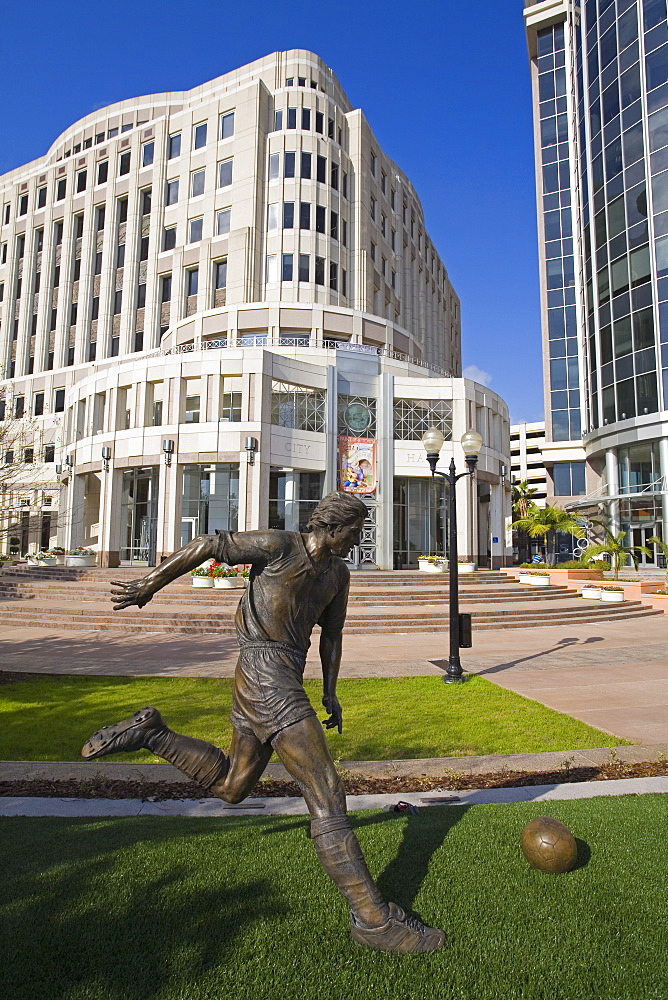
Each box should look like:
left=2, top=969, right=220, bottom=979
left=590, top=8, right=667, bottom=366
left=2, top=796, right=666, bottom=1000
left=0, top=674, right=628, bottom=763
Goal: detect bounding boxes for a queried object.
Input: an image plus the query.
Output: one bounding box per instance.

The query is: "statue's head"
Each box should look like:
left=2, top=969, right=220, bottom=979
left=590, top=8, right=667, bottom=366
left=306, top=491, right=368, bottom=532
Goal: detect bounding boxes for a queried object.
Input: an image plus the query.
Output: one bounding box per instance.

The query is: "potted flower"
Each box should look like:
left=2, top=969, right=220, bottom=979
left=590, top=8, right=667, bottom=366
left=191, top=566, right=214, bottom=588
left=527, top=570, right=550, bottom=586
left=27, top=551, right=58, bottom=568
left=417, top=555, right=448, bottom=573
left=66, top=547, right=97, bottom=567
left=581, top=584, right=602, bottom=600
left=49, top=546, right=67, bottom=566
left=457, top=559, right=476, bottom=575
left=600, top=585, right=625, bottom=603
left=519, top=569, right=538, bottom=584
left=211, top=562, right=238, bottom=589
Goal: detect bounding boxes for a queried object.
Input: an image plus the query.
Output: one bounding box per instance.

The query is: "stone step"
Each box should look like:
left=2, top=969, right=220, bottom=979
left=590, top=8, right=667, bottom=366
left=0, top=606, right=658, bottom=634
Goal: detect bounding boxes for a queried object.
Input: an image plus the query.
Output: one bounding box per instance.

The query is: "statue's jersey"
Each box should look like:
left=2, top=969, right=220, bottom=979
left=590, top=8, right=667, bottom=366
left=214, top=529, right=350, bottom=653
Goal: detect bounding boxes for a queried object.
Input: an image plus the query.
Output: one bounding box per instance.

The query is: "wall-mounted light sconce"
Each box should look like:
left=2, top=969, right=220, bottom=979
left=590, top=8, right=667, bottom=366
left=500, top=463, right=507, bottom=489
left=65, top=454, right=74, bottom=468
left=245, top=436, right=258, bottom=466
left=162, top=439, right=174, bottom=466
left=101, top=445, right=112, bottom=473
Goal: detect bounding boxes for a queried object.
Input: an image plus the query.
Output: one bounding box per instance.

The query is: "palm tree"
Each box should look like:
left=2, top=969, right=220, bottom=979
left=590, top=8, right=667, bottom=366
left=585, top=529, right=651, bottom=580
left=511, top=480, right=539, bottom=563
left=647, top=536, right=668, bottom=589
left=510, top=504, right=586, bottom=565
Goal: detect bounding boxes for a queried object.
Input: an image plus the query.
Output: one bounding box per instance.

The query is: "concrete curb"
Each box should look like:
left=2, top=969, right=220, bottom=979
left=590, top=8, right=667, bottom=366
left=1, top=776, right=667, bottom=817
left=2, top=743, right=668, bottom=784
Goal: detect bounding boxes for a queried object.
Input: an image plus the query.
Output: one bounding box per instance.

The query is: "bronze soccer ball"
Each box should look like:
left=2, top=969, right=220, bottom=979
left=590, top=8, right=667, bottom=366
left=520, top=816, right=578, bottom=873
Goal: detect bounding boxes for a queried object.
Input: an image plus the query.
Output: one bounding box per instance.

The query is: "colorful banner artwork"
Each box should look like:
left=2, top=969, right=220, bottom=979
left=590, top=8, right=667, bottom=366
left=339, top=437, right=377, bottom=494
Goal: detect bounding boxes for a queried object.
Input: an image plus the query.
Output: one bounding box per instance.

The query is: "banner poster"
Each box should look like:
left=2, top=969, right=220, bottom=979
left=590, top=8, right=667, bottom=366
left=339, top=437, right=377, bottom=494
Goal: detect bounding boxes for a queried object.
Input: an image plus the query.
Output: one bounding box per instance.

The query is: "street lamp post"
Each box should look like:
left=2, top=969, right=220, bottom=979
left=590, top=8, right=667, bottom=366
left=421, top=427, right=483, bottom=683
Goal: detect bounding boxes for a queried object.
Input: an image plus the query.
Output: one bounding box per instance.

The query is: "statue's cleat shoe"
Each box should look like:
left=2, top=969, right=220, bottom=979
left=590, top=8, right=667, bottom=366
left=351, top=903, right=446, bottom=953
left=81, top=707, right=164, bottom=760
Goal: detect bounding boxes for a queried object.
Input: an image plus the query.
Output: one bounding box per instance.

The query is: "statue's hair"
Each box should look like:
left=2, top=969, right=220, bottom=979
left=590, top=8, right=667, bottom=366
left=306, top=491, right=368, bottom=532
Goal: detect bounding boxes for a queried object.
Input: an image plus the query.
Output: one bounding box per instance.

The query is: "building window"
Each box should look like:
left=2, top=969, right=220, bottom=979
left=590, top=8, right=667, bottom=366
left=161, top=275, right=172, bottom=301
left=134, top=331, right=144, bottom=352
left=181, top=463, right=239, bottom=537
left=56, top=178, right=66, bottom=200
left=370, top=151, right=376, bottom=175
left=142, top=141, right=154, bottom=166
left=269, top=153, right=280, bottom=180
left=283, top=202, right=295, bottom=228
left=118, top=198, right=128, bottom=223
left=552, top=461, right=586, bottom=496
left=218, top=159, right=233, bottom=188
left=166, top=179, right=179, bottom=205
left=271, top=382, right=326, bottom=432
left=316, top=155, right=326, bottom=184
left=274, top=109, right=283, bottom=131
left=299, top=202, right=311, bottom=229
left=266, top=254, right=278, bottom=283
left=97, top=161, right=108, bottom=185
left=4, top=451, right=13, bottom=465
left=328, top=118, right=334, bottom=139
left=284, top=151, right=295, bottom=178
left=91, top=296, right=99, bottom=318
left=329, top=261, right=338, bottom=291
left=330, top=211, right=338, bottom=241
left=15, top=396, right=24, bottom=418
left=189, top=218, right=203, bottom=243
left=44, top=444, right=55, bottom=463
left=24, top=448, right=34, bottom=464
left=287, top=108, right=297, bottom=129
left=315, top=111, right=323, bottom=133
left=18, top=194, right=28, bottom=216
left=163, top=227, right=176, bottom=251
left=220, top=392, right=242, bottom=421
left=315, top=256, right=325, bottom=285
left=315, top=205, right=326, bottom=233
left=141, top=189, right=151, bottom=216
left=301, top=151, right=311, bottom=178
left=370, top=197, right=376, bottom=221
left=36, top=186, right=47, bottom=208
left=119, top=151, right=131, bottom=175
left=342, top=218, right=348, bottom=247
left=191, top=169, right=205, bottom=197
left=185, top=395, right=200, bottom=422
left=298, top=254, right=309, bottom=282
left=301, top=108, right=311, bottom=130
left=168, top=133, right=181, bottom=158
left=370, top=241, right=376, bottom=262
left=214, top=259, right=227, bottom=289
left=139, top=233, right=150, bottom=260
left=193, top=122, right=207, bottom=149
left=116, top=244, right=125, bottom=268
left=113, top=290, right=122, bottom=314
left=3, top=203, right=9, bottom=224
left=76, top=170, right=87, bottom=193
left=108, top=127, right=118, bottom=138
left=0, top=243, right=6, bottom=264
left=331, top=163, right=339, bottom=190
left=220, top=111, right=234, bottom=139
left=282, top=253, right=293, bottom=281
left=393, top=398, right=453, bottom=441
left=137, top=283, right=146, bottom=308
left=341, top=269, right=347, bottom=296
left=187, top=268, right=199, bottom=296
left=95, top=205, right=105, bottom=230
left=216, top=208, right=231, bottom=235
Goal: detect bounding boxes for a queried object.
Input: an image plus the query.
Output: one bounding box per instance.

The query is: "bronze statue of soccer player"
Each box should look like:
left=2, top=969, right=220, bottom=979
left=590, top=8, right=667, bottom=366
left=82, top=491, right=445, bottom=953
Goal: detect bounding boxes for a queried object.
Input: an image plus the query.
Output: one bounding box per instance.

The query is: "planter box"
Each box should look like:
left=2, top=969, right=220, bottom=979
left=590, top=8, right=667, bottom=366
left=529, top=575, right=550, bottom=586
left=418, top=560, right=447, bottom=573
left=28, top=557, right=58, bottom=568
left=581, top=587, right=601, bottom=600
left=457, top=563, right=476, bottom=574
left=213, top=577, right=237, bottom=589
left=192, top=576, right=213, bottom=588
left=51, top=555, right=66, bottom=566
left=600, top=590, right=625, bottom=602
left=66, top=555, right=96, bottom=567
left=519, top=573, right=538, bottom=585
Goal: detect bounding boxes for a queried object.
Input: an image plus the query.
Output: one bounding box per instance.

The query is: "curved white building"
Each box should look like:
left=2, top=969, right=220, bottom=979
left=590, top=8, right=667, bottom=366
left=0, top=50, right=510, bottom=568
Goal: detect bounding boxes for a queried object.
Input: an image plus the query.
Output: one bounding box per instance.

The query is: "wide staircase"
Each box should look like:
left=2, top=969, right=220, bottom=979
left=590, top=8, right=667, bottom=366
left=0, top=566, right=661, bottom=634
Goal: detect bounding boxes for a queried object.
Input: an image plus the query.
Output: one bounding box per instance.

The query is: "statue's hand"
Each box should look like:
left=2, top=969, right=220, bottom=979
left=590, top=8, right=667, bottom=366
left=322, top=693, right=343, bottom=734
left=110, top=579, right=153, bottom=611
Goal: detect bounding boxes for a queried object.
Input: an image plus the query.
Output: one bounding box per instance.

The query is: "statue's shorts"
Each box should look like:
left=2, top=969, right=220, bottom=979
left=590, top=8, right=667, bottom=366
left=230, top=640, right=316, bottom=744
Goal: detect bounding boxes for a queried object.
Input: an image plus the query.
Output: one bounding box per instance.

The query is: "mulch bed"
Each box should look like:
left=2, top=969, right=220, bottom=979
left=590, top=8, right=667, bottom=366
left=1, top=760, right=667, bottom=800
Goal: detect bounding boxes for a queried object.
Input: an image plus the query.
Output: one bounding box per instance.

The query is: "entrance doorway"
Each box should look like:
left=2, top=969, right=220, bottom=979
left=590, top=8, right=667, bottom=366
left=632, top=525, right=659, bottom=567
left=120, top=467, right=159, bottom=565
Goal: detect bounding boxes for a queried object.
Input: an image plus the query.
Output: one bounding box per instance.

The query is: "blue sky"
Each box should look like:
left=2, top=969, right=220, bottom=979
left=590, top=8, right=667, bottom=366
left=0, top=0, right=542, bottom=423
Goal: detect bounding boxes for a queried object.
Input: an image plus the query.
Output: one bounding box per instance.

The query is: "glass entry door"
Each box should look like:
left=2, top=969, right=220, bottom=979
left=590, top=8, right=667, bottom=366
left=120, top=467, right=159, bottom=565
left=632, top=525, right=659, bottom=567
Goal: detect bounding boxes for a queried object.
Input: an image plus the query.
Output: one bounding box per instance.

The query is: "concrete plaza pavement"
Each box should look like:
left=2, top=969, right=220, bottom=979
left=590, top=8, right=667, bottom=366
left=1, top=611, right=667, bottom=745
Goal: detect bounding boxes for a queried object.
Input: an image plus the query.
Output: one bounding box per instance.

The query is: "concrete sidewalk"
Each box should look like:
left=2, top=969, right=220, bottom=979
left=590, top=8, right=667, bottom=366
left=1, top=613, right=667, bottom=744
left=2, top=775, right=667, bottom=818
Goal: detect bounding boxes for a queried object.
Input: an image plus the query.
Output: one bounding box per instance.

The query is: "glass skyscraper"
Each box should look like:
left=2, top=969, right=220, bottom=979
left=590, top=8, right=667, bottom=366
left=525, top=0, right=668, bottom=562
